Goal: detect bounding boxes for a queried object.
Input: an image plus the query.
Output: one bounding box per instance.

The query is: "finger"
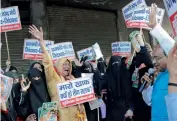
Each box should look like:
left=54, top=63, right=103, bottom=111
left=172, top=42, right=177, bottom=55
left=32, top=25, right=39, bottom=31
left=40, top=27, right=43, bottom=33
left=29, top=26, right=36, bottom=32
left=27, top=81, right=31, bottom=88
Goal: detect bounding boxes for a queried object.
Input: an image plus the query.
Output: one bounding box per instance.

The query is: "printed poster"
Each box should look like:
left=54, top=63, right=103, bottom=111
left=77, top=47, right=96, bottom=62
left=112, top=42, right=131, bottom=57
left=122, top=0, right=147, bottom=27
left=23, top=39, right=54, bottom=60
left=49, top=42, right=75, bottom=61
left=0, top=74, right=13, bottom=102
left=129, top=7, right=165, bottom=29
left=163, top=0, right=177, bottom=40
left=38, top=101, right=58, bottom=121
left=57, top=77, right=95, bottom=108
left=0, top=6, right=21, bottom=32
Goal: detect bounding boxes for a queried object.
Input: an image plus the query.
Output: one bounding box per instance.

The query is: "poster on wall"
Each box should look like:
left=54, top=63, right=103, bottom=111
left=0, top=6, right=21, bottom=32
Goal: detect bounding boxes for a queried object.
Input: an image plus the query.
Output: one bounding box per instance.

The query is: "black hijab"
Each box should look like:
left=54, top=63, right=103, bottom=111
left=97, top=57, right=107, bottom=75
left=27, top=63, right=50, bottom=114
left=106, top=56, right=130, bottom=98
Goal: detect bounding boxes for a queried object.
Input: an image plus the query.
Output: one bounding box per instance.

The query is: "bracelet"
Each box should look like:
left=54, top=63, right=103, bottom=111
left=168, top=83, right=177, bottom=87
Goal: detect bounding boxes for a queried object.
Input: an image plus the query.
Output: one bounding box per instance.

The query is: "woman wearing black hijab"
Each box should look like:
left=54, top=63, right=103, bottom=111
left=19, top=62, right=50, bottom=120
left=104, top=56, right=133, bottom=121
left=97, top=57, right=107, bottom=76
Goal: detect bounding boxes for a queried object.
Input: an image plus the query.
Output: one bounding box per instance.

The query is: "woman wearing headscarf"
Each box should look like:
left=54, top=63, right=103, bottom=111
left=104, top=56, right=133, bottom=121
left=29, top=25, right=87, bottom=121
left=19, top=63, right=50, bottom=120
left=97, top=57, right=107, bottom=76
left=128, top=30, right=153, bottom=121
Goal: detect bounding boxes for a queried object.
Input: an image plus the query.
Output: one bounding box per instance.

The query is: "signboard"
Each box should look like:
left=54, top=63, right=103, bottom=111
left=129, top=7, right=165, bottom=29
left=89, top=98, right=104, bottom=110
left=112, top=42, right=131, bottom=57
left=49, top=42, right=75, bottom=61
left=0, top=6, right=21, bottom=32
left=23, top=39, right=54, bottom=60
left=0, top=74, right=13, bottom=102
left=122, top=0, right=147, bottom=27
left=163, top=0, right=177, bottom=40
left=92, top=43, right=103, bottom=59
left=38, top=102, right=58, bottom=121
left=77, top=47, right=96, bottom=62
left=57, top=77, right=95, bottom=108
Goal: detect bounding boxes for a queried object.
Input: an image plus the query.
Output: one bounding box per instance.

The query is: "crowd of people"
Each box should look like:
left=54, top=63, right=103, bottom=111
left=1, top=3, right=177, bottom=121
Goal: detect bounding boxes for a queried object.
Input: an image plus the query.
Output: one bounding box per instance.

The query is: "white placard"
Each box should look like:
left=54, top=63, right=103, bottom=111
left=23, top=39, right=54, bottom=60
left=129, top=7, right=165, bottom=29
left=77, top=47, right=96, bottom=62
left=89, top=98, right=104, bottom=110
left=122, top=0, right=147, bottom=26
left=92, top=43, right=103, bottom=60
left=49, top=42, right=75, bottom=61
left=57, top=77, right=95, bottom=108
left=0, top=6, right=21, bottom=32
left=112, top=42, right=131, bottom=57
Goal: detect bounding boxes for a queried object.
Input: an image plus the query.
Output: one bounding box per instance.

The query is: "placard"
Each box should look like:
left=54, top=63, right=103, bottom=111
left=57, top=77, right=95, bottom=108
left=112, top=42, right=131, bottom=57
left=163, top=0, right=177, bottom=40
left=122, top=0, right=147, bottom=27
left=0, top=74, right=13, bottom=102
left=23, top=39, right=54, bottom=60
left=89, top=98, right=104, bottom=110
left=77, top=47, right=96, bottom=62
left=129, top=7, right=165, bottom=29
left=49, top=42, right=75, bottom=61
left=92, top=43, right=103, bottom=59
left=0, top=6, right=21, bottom=32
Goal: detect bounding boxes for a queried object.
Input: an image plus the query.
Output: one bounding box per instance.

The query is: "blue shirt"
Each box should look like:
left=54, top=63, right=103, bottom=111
left=151, top=70, right=169, bottom=121
left=165, top=92, right=177, bottom=121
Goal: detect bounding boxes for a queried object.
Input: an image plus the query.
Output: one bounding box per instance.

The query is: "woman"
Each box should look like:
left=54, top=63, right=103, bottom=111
left=29, top=25, right=87, bottom=121
left=105, top=56, right=133, bottom=121
left=129, top=32, right=153, bottom=121
left=19, top=63, right=50, bottom=120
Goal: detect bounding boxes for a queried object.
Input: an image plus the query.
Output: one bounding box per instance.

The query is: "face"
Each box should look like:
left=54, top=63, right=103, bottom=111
left=152, top=45, right=167, bottom=72
left=62, top=61, right=71, bottom=77
left=33, top=63, right=42, bottom=72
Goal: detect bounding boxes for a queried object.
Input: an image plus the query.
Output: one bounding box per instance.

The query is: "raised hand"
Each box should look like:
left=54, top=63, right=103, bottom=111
left=29, top=25, right=44, bottom=41
left=20, top=74, right=31, bottom=92
left=148, top=3, right=157, bottom=28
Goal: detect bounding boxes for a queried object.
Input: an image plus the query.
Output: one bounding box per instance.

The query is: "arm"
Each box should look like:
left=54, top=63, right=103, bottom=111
left=142, top=85, right=153, bottom=106
left=29, top=25, right=59, bottom=82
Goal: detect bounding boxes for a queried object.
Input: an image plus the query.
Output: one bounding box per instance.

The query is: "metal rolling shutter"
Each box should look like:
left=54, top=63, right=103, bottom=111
left=47, top=6, right=118, bottom=58
left=1, top=25, right=31, bottom=74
